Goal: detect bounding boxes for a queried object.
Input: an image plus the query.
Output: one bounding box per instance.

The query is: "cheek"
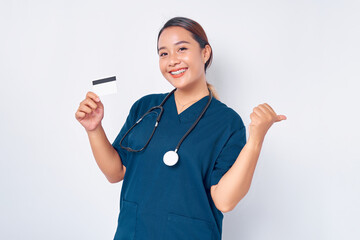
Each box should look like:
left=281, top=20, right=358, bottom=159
left=159, top=61, right=166, bottom=74
left=160, top=62, right=171, bottom=79
left=188, top=56, right=203, bottom=73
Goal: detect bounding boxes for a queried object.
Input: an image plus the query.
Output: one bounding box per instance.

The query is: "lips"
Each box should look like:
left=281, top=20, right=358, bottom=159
left=169, top=67, right=188, bottom=73
left=169, top=67, right=188, bottom=78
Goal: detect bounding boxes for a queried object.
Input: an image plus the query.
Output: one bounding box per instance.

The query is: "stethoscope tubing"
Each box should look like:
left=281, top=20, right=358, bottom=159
left=174, top=87, right=213, bottom=153
left=119, top=87, right=212, bottom=154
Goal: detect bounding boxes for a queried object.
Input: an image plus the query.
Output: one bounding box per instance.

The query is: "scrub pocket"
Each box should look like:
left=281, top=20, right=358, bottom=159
left=114, top=200, right=138, bottom=240
left=163, top=212, right=214, bottom=240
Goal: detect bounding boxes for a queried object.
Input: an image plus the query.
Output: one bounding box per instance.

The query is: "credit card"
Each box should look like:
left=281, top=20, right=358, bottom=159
left=92, top=76, right=117, bottom=96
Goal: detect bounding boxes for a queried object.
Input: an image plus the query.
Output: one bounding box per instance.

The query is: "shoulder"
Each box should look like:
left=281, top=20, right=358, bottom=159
left=133, top=92, right=167, bottom=107
left=210, top=97, right=245, bottom=129
left=129, top=91, right=168, bottom=115
left=137, top=92, right=168, bottom=104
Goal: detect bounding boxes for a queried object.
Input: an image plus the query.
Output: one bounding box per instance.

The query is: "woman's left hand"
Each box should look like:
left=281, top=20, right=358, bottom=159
left=248, top=103, right=287, bottom=144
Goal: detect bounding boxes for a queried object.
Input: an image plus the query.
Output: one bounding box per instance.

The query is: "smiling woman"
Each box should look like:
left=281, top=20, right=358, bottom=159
left=75, top=16, right=286, bottom=240
left=156, top=17, right=219, bottom=111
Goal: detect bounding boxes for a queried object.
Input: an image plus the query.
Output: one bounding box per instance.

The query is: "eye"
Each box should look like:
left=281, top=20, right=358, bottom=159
left=159, top=52, right=167, bottom=57
left=179, top=47, right=187, bottom=51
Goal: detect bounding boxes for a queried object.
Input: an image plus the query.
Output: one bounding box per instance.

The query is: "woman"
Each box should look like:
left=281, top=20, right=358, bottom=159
left=75, top=17, right=286, bottom=240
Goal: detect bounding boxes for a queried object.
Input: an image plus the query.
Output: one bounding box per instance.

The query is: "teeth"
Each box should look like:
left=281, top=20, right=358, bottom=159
left=170, top=68, right=187, bottom=75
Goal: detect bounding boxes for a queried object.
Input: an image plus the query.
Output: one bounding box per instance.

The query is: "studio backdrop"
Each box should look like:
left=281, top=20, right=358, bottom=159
left=0, top=0, right=359, bottom=239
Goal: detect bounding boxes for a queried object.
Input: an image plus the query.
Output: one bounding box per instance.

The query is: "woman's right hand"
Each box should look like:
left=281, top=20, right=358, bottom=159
left=75, top=91, right=104, bottom=132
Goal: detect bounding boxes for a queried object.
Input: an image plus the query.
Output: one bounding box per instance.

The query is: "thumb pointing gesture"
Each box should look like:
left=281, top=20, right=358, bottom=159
left=249, top=103, right=286, bottom=143
left=275, top=114, right=287, bottom=122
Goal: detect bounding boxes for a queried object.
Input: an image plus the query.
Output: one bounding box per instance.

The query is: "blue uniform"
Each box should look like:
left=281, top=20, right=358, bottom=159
left=112, top=91, right=246, bottom=240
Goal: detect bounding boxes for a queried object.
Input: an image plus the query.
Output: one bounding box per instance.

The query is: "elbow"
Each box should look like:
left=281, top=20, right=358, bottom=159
left=214, top=200, right=234, bottom=213
left=218, top=204, right=235, bottom=213
left=108, top=178, right=122, bottom=183
left=107, top=165, right=126, bottom=184
left=212, top=185, right=234, bottom=213
left=211, top=186, right=236, bottom=213
left=108, top=177, right=122, bottom=184
left=213, top=186, right=250, bottom=213
left=221, top=192, right=249, bottom=213
left=106, top=172, right=124, bottom=184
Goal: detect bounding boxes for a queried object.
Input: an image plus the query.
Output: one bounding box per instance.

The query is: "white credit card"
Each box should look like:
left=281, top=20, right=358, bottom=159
left=92, top=76, right=117, bottom=96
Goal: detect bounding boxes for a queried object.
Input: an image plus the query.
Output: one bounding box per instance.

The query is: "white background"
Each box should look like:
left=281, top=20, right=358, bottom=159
left=1, top=0, right=359, bottom=239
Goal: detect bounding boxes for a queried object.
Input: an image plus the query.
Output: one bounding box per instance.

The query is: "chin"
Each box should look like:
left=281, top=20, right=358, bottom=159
left=164, top=77, right=184, bottom=88
left=164, top=72, right=197, bottom=90
left=169, top=80, right=189, bottom=89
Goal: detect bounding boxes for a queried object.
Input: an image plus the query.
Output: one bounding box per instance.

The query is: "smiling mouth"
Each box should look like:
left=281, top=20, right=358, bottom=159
left=169, top=68, right=188, bottom=75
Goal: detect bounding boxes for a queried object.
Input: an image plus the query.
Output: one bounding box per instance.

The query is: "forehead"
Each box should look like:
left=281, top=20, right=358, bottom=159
left=158, top=26, right=195, bottom=47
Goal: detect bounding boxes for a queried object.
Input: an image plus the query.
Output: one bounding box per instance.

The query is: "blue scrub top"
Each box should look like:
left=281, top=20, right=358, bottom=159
left=112, top=91, right=246, bottom=240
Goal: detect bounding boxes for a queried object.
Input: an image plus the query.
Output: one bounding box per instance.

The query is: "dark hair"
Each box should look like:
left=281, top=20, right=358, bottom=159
left=157, top=17, right=213, bottom=73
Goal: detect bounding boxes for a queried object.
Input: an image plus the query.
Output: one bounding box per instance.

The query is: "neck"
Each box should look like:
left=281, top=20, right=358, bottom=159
left=174, top=79, right=209, bottom=105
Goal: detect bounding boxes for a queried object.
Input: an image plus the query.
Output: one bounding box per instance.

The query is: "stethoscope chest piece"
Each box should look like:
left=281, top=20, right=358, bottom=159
left=120, top=87, right=213, bottom=167
left=163, top=150, right=179, bottom=166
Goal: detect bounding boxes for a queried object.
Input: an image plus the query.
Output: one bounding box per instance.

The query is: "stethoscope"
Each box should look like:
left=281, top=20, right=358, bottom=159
left=119, top=87, right=213, bottom=166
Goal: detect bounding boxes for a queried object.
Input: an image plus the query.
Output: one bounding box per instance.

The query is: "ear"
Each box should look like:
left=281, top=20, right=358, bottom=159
left=202, top=45, right=212, bottom=64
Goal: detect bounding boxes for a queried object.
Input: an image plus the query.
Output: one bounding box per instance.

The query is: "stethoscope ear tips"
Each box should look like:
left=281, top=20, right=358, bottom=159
left=163, top=150, right=179, bottom=166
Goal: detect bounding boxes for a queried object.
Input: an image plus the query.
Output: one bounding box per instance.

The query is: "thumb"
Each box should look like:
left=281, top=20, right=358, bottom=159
left=96, top=99, right=104, bottom=109
left=275, top=114, right=287, bottom=122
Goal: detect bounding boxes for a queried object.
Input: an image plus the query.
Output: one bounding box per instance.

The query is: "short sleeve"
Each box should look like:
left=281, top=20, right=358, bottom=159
left=111, top=99, right=141, bottom=167
left=210, top=124, right=247, bottom=187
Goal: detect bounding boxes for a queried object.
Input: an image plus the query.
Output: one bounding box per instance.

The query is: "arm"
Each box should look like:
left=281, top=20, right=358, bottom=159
left=211, top=103, right=287, bottom=212
left=87, top=124, right=126, bottom=183
left=211, top=137, right=263, bottom=213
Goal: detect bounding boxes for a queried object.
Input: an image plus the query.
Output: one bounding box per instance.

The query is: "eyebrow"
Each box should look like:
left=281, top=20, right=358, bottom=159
left=157, top=40, right=190, bottom=53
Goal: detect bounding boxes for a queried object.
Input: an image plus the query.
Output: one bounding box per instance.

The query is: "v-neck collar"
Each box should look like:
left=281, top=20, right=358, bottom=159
left=169, top=91, right=210, bottom=124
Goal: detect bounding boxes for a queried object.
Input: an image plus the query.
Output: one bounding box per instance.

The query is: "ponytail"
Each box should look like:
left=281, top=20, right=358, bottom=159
left=206, top=82, right=219, bottom=101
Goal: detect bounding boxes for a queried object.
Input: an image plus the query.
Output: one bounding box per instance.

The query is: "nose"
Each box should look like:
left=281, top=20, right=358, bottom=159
left=168, top=53, right=180, bottom=67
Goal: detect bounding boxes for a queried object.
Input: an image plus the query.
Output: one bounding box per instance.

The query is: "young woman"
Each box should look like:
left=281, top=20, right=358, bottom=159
left=75, top=16, right=286, bottom=240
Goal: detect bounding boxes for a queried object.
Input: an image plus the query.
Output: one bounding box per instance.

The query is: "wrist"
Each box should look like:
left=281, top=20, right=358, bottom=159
left=247, top=136, right=264, bottom=150
left=86, top=124, right=103, bottom=136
